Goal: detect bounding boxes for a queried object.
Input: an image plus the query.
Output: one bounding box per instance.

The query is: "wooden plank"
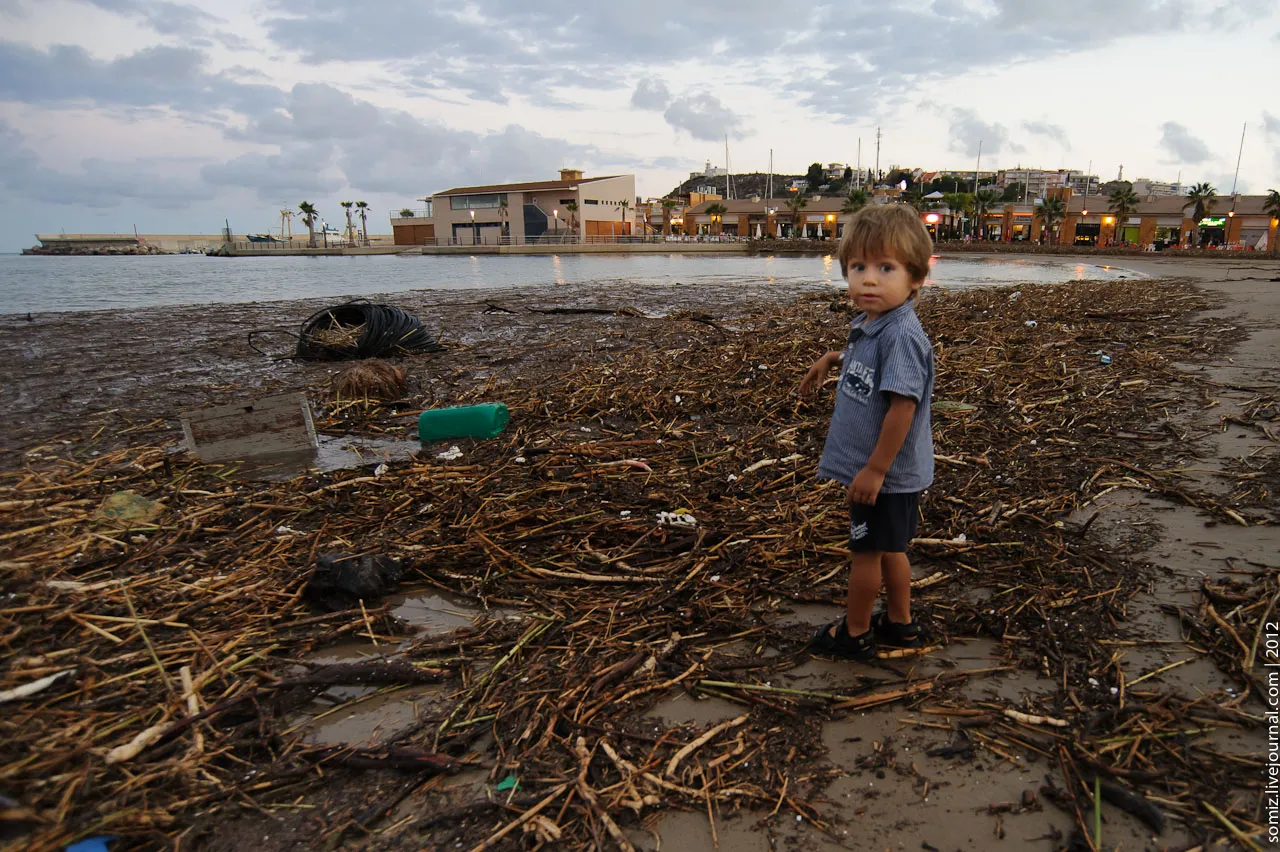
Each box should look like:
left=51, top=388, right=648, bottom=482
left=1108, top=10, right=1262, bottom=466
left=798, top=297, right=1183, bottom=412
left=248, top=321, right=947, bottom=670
left=180, top=393, right=317, bottom=462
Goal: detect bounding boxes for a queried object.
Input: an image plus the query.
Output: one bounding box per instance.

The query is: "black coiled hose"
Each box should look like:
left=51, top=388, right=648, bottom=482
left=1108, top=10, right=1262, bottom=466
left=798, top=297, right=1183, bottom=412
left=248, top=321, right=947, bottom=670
left=295, top=299, right=445, bottom=361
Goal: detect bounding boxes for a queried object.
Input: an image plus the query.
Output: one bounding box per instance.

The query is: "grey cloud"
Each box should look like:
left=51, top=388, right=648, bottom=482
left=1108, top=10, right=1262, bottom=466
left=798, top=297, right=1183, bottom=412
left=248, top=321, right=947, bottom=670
left=208, top=83, right=600, bottom=200
left=73, top=0, right=221, bottom=35
left=1023, top=120, right=1069, bottom=147
left=258, top=0, right=1256, bottom=118
left=1263, top=111, right=1280, bottom=136
left=0, top=119, right=216, bottom=208
left=1158, top=121, right=1212, bottom=163
left=631, top=78, right=672, bottom=111
left=947, top=108, right=1019, bottom=158
left=790, top=0, right=1244, bottom=119
left=663, top=93, right=748, bottom=142
left=0, top=42, right=286, bottom=118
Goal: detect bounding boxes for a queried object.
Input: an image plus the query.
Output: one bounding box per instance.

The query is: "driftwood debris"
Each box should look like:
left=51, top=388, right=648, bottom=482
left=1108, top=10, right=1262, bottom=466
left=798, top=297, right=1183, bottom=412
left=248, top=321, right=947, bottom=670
left=1, top=279, right=1273, bottom=850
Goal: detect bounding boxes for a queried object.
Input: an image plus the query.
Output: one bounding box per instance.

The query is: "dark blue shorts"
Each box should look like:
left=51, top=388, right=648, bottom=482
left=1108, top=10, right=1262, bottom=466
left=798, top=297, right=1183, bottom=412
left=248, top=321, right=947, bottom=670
left=848, top=492, right=920, bottom=553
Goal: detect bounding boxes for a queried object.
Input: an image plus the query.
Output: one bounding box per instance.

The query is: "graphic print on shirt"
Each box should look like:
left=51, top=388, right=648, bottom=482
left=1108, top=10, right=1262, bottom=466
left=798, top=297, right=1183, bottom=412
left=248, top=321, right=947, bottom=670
left=840, top=359, right=875, bottom=403
left=850, top=521, right=869, bottom=541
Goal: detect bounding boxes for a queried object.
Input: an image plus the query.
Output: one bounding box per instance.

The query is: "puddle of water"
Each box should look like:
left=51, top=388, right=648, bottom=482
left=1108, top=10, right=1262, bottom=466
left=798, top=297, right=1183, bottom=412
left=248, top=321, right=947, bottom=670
left=221, top=434, right=421, bottom=481
left=387, top=589, right=511, bottom=632
left=770, top=602, right=843, bottom=630
left=629, top=810, right=773, bottom=852
left=294, top=683, right=446, bottom=746
left=305, top=639, right=396, bottom=664
left=779, top=658, right=877, bottom=692
left=642, top=693, right=744, bottom=728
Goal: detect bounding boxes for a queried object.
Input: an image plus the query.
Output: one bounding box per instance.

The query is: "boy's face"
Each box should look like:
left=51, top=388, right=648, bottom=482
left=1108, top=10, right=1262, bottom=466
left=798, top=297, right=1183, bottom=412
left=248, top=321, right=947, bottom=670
left=844, top=253, right=923, bottom=319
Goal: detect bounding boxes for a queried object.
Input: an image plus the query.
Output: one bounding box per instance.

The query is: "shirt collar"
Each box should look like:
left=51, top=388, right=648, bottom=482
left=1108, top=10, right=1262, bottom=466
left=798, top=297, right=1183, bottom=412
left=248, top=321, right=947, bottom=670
left=850, top=301, right=915, bottom=337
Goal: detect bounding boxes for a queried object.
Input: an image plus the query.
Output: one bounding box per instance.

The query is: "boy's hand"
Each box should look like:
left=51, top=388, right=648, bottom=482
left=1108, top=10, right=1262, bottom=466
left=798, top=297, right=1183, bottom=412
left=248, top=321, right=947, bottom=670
left=846, top=466, right=885, bottom=506
left=799, top=352, right=838, bottom=397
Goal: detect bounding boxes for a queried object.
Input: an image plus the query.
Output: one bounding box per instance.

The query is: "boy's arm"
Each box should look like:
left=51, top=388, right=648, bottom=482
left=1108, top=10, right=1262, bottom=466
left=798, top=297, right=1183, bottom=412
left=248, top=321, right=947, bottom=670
left=798, top=350, right=843, bottom=397
left=847, top=393, right=917, bottom=505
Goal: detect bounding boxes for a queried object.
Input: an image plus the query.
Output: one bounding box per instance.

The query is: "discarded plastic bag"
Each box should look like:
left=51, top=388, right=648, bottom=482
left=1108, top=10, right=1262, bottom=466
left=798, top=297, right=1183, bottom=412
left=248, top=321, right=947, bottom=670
left=303, top=553, right=404, bottom=611
left=95, top=491, right=163, bottom=527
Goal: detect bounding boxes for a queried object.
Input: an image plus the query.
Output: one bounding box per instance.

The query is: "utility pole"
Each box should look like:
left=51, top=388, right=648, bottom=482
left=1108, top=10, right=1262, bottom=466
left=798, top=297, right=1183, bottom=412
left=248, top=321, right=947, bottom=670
left=1230, top=122, right=1246, bottom=196
left=724, top=134, right=733, bottom=200
left=766, top=148, right=772, bottom=200
left=856, top=137, right=862, bottom=189
left=874, top=127, right=881, bottom=184
left=973, top=141, right=983, bottom=238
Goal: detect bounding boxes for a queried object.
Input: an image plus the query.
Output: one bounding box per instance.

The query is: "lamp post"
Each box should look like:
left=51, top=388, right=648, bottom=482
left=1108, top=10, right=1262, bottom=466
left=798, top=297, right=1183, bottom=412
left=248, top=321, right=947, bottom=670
left=924, top=212, right=939, bottom=243
left=1227, top=209, right=1235, bottom=248
left=825, top=213, right=835, bottom=239
left=470, top=209, right=477, bottom=245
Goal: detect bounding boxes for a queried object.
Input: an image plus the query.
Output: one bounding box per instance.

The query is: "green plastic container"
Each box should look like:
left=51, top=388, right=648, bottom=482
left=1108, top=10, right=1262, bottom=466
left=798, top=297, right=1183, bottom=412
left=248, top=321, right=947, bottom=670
left=418, top=402, right=509, bottom=442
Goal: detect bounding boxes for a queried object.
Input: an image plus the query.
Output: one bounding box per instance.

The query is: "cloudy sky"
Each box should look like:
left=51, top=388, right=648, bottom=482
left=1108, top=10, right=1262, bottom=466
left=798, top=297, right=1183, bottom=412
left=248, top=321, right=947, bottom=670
left=1, top=0, right=1277, bottom=251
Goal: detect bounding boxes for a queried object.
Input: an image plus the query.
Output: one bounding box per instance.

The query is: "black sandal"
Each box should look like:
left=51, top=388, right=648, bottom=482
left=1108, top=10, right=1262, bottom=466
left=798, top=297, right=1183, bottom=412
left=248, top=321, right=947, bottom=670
left=809, top=617, right=876, bottom=660
left=871, top=611, right=923, bottom=648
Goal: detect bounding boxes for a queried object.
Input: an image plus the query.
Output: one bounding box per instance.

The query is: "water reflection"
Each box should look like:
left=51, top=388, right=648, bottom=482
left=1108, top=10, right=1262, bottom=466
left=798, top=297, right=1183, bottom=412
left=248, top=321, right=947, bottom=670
left=0, top=253, right=1143, bottom=315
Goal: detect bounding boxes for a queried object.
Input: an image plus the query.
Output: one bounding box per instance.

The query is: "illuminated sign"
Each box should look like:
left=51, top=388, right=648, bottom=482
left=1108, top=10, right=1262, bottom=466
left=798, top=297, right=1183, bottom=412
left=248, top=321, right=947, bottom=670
left=1200, top=217, right=1226, bottom=226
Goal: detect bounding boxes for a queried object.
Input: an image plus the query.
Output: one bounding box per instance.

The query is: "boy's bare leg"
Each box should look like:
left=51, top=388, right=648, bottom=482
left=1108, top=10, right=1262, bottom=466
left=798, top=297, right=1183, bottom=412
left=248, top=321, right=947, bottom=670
left=881, top=552, right=913, bottom=624
left=844, top=551, right=882, bottom=635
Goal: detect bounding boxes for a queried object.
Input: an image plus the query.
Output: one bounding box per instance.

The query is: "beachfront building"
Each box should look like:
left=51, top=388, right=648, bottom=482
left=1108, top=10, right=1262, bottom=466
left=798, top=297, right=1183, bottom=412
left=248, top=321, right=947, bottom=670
left=1061, top=193, right=1276, bottom=249
left=1130, top=178, right=1185, bottom=197
left=392, top=170, right=636, bottom=245
left=683, top=196, right=869, bottom=239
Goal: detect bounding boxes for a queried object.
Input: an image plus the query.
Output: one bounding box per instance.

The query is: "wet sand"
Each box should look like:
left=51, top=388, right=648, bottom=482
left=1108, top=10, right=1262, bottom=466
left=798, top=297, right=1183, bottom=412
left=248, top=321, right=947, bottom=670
left=3, top=255, right=1277, bottom=851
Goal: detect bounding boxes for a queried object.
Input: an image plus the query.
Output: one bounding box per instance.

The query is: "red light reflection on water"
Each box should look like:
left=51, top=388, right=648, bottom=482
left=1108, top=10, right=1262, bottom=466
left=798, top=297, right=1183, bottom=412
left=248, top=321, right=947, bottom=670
left=923, top=254, right=940, bottom=288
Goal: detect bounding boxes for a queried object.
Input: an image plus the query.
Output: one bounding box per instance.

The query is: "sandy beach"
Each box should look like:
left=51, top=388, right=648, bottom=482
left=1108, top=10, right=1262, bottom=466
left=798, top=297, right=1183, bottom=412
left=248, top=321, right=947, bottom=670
left=1, top=254, right=1277, bottom=851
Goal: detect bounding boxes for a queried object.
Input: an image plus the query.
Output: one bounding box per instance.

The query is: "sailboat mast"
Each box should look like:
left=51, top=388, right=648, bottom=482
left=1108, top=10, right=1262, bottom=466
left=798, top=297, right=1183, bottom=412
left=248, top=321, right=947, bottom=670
left=724, top=134, right=732, bottom=200
left=856, top=138, right=862, bottom=189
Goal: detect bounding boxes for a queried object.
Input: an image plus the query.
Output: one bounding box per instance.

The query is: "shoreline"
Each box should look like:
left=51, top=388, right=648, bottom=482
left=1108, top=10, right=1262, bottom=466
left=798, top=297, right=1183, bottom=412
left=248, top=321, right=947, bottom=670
left=2, top=266, right=1276, bottom=851
left=0, top=252, right=1157, bottom=320
left=0, top=261, right=1276, bottom=850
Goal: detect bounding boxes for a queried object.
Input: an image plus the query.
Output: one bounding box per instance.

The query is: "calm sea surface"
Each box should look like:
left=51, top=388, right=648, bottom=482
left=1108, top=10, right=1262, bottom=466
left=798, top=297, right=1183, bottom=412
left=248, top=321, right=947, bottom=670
left=0, top=253, right=1138, bottom=316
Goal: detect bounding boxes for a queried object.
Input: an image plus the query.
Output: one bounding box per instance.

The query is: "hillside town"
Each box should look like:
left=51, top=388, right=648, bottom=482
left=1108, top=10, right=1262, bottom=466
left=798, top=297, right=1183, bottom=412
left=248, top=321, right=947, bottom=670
left=389, top=160, right=1280, bottom=254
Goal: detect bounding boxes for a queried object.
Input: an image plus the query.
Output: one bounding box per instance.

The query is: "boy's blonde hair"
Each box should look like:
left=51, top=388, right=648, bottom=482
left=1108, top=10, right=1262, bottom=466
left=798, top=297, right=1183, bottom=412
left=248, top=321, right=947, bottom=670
left=837, top=204, right=934, bottom=283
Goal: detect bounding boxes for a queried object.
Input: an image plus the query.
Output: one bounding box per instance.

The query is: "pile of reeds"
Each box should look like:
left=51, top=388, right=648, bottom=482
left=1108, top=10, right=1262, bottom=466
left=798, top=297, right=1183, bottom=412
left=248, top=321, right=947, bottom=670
left=1, top=279, right=1273, bottom=851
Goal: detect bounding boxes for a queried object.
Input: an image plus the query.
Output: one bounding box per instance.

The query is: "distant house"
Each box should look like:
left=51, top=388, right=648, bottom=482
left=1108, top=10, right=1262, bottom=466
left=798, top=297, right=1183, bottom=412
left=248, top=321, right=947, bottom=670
left=788, top=179, right=809, bottom=192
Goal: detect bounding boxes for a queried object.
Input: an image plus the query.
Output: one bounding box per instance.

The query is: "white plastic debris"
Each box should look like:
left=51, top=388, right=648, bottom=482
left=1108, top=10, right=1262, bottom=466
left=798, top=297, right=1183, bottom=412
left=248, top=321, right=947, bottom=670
left=619, top=510, right=632, bottom=518
left=1010, top=291, right=1021, bottom=300
left=727, top=474, right=739, bottom=482
left=956, top=533, right=967, bottom=543
left=1024, top=320, right=1038, bottom=327
left=675, top=395, right=682, bottom=404
left=657, top=511, right=697, bottom=528
left=514, top=456, right=527, bottom=464
left=710, top=575, right=721, bottom=582
left=373, top=463, right=389, bottom=477
left=781, top=453, right=803, bottom=463
left=436, top=446, right=463, bottom=461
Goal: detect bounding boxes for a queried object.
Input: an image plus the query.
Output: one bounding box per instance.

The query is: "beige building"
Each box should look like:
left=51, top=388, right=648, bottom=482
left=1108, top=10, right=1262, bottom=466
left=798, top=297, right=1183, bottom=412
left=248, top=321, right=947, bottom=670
left=392, top=170, right=637, bottom=245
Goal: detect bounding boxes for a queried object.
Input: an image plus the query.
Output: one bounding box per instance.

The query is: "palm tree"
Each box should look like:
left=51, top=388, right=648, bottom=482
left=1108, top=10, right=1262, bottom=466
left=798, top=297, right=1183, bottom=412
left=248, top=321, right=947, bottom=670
left=298, top=201, right=318, bottom=248
left=1263, top=189, right=1280, bottom=256
left=340, top=201, right=355, bottom=244
left=617, top=199, right=631, bottom=237
left=1107, top=185, right=1141, bottom=246
left=1185, top=182, right=1217, bottom=247
left=905, top=188, right=932, bottom=213
left=1034, top=197, right=1067, bottom=245
left=705, top=203, right=728, bottom=236
left=841, top=189, right=869, bottom=215
left=942, top=193, right=973, bottom=239
left=785, top=194, right=809, bottom=238
left=972, top=190, right=1001, bottom=240
left=355, top=201, right=370, bottom=246
left=564, top=201, right=579, bottom=237
left=498, top=198, right=509, bottom=240
left=661, top=199, right=679, bottom=237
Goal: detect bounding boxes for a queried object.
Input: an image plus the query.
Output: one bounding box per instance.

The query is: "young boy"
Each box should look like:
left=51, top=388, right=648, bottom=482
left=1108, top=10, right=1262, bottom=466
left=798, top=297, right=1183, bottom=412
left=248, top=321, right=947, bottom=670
left=799, top=204, right=935, bottom=659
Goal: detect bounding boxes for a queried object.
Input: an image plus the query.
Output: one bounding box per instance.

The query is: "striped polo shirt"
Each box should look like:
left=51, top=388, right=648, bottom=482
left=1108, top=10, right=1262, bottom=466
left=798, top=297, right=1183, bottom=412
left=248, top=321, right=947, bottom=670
left=816, top=301, right=934, bottom=493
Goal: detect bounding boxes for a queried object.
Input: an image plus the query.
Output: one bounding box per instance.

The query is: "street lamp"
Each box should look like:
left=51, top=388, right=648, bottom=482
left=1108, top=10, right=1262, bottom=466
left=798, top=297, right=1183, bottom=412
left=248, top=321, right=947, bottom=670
left=470, top=209, right=477, bottom=245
